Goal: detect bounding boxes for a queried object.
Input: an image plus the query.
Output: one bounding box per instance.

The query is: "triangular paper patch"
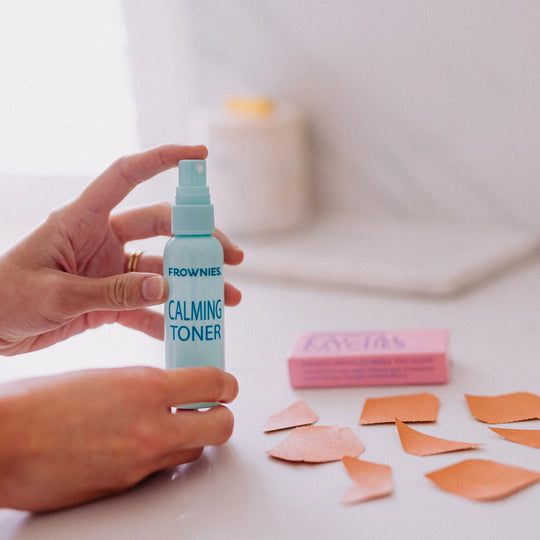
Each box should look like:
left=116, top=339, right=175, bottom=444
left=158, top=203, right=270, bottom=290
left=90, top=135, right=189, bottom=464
left=264, top=400, right=318, bottom=432
left=395, top=418, right=482, bottom=456
left=341, top=456, right=393, bottom=504
left=489, top=426, right=540, bottom=449
left=267, top=425, right=365, bottom=463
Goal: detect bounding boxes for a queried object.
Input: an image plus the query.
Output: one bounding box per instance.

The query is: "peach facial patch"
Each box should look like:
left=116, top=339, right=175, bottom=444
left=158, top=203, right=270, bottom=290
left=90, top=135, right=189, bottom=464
left=426, top=459, right=540, bottom=501
left=267, top=425, right=365, bottom=463
left=359, top=392, right=439, bottom=425
left=341, top=456, right=393, bottom=504
left=263, top=400, right=319, bottom=432
left=395, top=418, right=482, bottom=456
left=465, top=392, right=540, bottom=423
left=489, top=427, right=540, bottom=449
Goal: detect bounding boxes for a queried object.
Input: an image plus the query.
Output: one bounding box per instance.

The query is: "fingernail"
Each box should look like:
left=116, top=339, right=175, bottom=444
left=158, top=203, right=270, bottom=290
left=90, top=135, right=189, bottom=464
left=142, top=276, right=165, bottom=301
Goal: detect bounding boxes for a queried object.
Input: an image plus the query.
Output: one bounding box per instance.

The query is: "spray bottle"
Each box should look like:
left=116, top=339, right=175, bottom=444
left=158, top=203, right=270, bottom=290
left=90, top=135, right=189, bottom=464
left=164, top=159, right=224, bottom=408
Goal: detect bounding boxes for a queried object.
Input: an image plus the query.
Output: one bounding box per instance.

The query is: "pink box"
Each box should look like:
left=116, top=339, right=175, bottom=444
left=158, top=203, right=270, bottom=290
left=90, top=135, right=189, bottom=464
left=288, top=329, right=450, bottom=388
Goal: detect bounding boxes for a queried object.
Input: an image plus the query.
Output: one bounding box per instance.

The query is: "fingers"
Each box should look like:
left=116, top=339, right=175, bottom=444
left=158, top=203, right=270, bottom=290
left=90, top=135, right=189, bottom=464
left=123, top=251, right=243, bottom=304
left=164, top=406, right=235, bottom=450
left=148, top=409, right=233, bottom=474
left=214, top=228, right=244, bottom=266
left=125, top=250, right=241, bottom=306
left=124, top=253, right=164, bottom=275
left=111, top=207, right=244, bottom=266
left=116, top=308, right=165, bottom=340
left=77, top=145, right=208, bottom=215
left=111, top=203, right=172, bottom=244
left=60, top=273, right=168, bottom=315
left=121, top=252, right=242, bottom=308
left=109, top=278, right=241, bottom=313
left=163, top=366, right=239, bottom=407
left=224, top=282, right=242, bottom=306
left=58, top=270, right=240, bottom=322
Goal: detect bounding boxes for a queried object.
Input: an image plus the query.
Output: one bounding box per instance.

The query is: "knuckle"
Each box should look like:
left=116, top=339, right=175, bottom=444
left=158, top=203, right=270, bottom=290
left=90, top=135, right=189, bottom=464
left=129, top=364, right=163, bottom=381
left=113, top=156, right=137, bottom=189
left=44, top=207, right=64, bottom=227
left=107, top=275, right=137, bottom=309
left=106, top=443, right=154, bottom=489
left=144, top=367, right=170, bottom=397
left=125, top=366, right=169, bottom=401
left=123, top=431, right=161, bottom=462
left=152, top=202, right=172, bottom=235
left=134, top=427, right=161, bottom=461
left=44, top=204, right=74, bottom=230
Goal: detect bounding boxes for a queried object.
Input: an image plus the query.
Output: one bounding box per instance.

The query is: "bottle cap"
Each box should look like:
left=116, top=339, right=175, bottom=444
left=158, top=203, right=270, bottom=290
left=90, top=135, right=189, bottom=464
left=172, top=160, right=215, bottom=235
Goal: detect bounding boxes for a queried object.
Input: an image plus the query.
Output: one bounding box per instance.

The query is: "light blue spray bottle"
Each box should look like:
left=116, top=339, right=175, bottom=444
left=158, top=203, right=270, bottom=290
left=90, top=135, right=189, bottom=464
left=164, top=159, right=224, bottom=409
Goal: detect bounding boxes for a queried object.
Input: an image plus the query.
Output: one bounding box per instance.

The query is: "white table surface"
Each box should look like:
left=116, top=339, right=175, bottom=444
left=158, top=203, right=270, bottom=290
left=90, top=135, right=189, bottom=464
left=1, top=241, right=540, bottom=539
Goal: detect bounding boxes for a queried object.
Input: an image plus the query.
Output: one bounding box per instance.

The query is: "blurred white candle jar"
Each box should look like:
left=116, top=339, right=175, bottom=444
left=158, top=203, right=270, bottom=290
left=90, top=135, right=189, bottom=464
left=190, top=98, right=311, bottom=237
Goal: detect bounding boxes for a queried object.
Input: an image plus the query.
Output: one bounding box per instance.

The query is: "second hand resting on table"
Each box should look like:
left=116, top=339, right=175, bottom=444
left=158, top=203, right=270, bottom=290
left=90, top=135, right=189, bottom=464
left=0, top=144, right=244, bottom=512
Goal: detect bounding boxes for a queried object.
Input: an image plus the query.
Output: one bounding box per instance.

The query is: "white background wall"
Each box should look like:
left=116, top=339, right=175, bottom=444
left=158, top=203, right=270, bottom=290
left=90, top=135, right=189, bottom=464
left=0, top=0, right=138, bottom=178
left=0, top=0, right=140, bottom=242
left=2, top=1, right=540, bottom=245
left=124, top=0, right=540, bottom=228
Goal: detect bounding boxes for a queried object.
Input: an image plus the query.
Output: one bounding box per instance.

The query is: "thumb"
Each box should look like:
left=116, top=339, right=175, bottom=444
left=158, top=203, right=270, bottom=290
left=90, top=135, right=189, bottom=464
left=64, top=273, right=168, bottom=314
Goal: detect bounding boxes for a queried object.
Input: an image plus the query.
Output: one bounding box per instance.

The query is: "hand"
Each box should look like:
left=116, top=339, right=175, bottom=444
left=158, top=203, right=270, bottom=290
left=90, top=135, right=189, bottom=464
left=0, top=365, right=238, bottom=512
left=0, top=145, right=244, bottom=355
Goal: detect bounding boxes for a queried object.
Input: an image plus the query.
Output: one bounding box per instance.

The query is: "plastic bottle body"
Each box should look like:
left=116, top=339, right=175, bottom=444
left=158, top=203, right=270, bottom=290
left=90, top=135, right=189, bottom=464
left=164, top=234, right=224, bottom=407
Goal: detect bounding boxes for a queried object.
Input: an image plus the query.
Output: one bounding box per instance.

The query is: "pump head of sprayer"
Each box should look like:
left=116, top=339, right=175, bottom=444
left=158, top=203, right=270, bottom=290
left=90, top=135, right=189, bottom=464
left=171, top=160, right=215, bottom=235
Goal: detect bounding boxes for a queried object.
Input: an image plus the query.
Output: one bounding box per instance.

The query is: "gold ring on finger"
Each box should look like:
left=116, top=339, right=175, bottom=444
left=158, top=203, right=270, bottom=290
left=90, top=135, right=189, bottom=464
left=127, top=251, right=143, bottom=272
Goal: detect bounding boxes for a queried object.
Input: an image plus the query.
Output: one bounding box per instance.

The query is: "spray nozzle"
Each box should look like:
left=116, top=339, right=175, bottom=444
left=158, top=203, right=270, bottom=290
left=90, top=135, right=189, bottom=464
left=179, top=160, right=206, bottom=187
left=176, top=160, right=210, bottom=205
left=172, top=159, right=215, bottom=235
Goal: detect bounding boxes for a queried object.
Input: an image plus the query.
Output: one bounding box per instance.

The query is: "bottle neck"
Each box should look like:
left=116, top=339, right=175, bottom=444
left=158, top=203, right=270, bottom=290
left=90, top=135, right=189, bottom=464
left=171, top=204, right=215, bottom=235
